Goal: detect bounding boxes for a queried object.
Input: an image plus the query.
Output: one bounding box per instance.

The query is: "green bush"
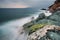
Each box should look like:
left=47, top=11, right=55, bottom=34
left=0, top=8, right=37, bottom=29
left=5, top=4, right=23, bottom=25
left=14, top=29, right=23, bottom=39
left=29, top=24, right=46, bottom=34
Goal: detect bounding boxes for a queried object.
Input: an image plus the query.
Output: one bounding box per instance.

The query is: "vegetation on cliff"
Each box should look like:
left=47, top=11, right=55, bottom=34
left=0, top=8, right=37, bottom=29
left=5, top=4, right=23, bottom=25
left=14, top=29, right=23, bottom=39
left=29, top=24, right=46, bottom=34
left=23, top=11, right=60, bottom=35
left=23, top=0, right=60, bottom=40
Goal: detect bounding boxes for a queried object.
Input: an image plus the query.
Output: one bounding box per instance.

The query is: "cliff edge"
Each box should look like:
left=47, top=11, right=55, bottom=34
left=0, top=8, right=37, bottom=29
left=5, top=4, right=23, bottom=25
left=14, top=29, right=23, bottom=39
left=48, top=0, right=60, bottom=12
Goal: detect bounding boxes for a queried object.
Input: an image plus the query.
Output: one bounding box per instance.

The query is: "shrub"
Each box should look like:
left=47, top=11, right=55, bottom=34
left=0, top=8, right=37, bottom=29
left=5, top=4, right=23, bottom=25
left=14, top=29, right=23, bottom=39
left=29, top=24, right=46, bottom=34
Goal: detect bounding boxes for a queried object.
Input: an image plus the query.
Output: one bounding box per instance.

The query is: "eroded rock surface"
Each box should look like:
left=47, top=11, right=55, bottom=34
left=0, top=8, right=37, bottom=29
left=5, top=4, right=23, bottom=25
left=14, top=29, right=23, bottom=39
left=27, top=25, right=59, bottom=40
left=48, top=0, right=60, bottom=12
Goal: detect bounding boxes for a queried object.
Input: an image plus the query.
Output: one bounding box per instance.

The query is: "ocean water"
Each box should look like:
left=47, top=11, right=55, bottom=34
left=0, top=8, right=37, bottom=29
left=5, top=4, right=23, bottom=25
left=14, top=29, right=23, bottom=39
left=0, top=7, right=54, bottom=40
left=0, top=8, right=38, bottom=23
left=0, top=8, right=40, bottom=40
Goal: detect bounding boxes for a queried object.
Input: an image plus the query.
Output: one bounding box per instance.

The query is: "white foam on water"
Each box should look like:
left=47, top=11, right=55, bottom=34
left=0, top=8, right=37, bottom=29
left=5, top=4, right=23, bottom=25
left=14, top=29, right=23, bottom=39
left=39, top=10, right=52, bottom=16
left=43, top=11, right=52, bottom=16
left=0, top=17, right=31, bottom=40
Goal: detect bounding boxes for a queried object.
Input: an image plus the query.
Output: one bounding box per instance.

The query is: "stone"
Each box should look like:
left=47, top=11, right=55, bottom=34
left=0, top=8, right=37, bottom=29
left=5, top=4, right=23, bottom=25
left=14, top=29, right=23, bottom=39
left=48, top=0, right=60, bottom=12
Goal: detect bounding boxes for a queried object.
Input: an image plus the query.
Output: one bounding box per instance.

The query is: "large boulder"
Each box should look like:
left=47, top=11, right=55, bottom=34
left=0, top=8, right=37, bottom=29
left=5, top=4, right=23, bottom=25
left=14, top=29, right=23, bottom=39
left=48, top=0, right=60, bottom=12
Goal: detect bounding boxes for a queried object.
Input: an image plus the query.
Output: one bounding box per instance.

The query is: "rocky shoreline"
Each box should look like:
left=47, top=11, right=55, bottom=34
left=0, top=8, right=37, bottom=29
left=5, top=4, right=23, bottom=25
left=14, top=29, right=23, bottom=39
left=48, top=0, right=60, bottom=12
left=23, top=0, right=60, bottom=40
left=23, top=10, right=60, bottom=40
left=23, top=11, right=60, bottom=40
left=27, top=25, right=60, bottom=40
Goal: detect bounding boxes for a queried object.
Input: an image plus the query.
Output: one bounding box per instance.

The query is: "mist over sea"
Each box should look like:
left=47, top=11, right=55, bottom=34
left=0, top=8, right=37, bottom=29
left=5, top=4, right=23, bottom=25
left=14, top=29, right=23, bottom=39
left=0, top=8, right=41, bottom=40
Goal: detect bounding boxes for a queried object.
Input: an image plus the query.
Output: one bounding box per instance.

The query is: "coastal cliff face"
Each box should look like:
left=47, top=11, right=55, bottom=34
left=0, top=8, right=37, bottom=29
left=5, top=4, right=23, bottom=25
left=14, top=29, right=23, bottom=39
left=48, top=0, right=60, bottom=12
left=23, top=11, right=60, bottom=40
left=27, top=25, right=60, bottom=40
left=23, top=0, right=60, bottom=40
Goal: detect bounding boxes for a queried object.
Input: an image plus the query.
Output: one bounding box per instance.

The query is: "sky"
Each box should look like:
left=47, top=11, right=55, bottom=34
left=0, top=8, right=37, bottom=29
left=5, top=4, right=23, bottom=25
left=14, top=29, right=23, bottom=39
left=0, top=0, right=55, bottom=8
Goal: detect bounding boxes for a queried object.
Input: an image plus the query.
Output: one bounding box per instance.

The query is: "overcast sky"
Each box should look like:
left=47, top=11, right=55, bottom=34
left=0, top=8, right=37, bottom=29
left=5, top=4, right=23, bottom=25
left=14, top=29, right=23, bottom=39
left=0, top=0, right=55, bottom=8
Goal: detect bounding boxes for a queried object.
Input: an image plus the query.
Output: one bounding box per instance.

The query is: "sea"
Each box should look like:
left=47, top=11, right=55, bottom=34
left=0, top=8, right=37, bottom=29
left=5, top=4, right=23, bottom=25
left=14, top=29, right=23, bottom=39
left=0, top=8, right=42, bottom=40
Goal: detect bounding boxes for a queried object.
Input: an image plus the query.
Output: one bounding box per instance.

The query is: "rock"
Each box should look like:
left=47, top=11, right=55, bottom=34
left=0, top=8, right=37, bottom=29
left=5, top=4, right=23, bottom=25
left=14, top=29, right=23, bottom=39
left=46, top=30, right=60, bottom=40
left=35, top=13, right=45, bottom=22
left=41, top=8, right=46, bottom=10
left=27, top=25, right=57, bottom=40
left=23, top=7, right=60, bottom=40
left=48, top=0, right=60, bottom=12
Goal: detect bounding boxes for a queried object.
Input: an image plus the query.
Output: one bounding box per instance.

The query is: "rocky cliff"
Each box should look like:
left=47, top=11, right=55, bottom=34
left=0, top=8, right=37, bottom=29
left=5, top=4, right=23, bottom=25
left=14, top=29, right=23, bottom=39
left=27, top=25, right=60, bottom=40
left=23, top=0, right=60, bottom=40
left=48, top=0, right=60, bottom=12
left=23, top=10, right=60, bottom=40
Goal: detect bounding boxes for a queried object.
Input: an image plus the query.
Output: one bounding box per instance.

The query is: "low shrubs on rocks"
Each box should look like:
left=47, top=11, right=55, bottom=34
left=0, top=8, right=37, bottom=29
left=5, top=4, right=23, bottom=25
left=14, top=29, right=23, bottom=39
left=29, top=24, right=46, bottom=35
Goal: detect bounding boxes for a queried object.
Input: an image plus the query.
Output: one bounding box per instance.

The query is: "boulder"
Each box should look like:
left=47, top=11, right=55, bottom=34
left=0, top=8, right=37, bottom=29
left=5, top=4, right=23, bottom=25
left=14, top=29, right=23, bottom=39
left=48, top=0, right=60, bottom=12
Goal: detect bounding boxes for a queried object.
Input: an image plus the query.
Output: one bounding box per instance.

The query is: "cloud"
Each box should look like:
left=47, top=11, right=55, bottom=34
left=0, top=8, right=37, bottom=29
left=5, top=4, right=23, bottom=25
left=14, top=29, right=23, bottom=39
left=0, top=0, right=55, bottom=8
left=0, top=3, right=29, bottom=8
left=8, top=4, right=29, bottom=8
left=24, top=0, right=55, bottom=8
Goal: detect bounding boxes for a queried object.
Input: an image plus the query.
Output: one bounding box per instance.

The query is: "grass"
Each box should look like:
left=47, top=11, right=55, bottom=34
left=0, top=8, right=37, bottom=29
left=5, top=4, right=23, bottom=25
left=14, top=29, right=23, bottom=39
left=29, top=24, right=46, bottom=34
